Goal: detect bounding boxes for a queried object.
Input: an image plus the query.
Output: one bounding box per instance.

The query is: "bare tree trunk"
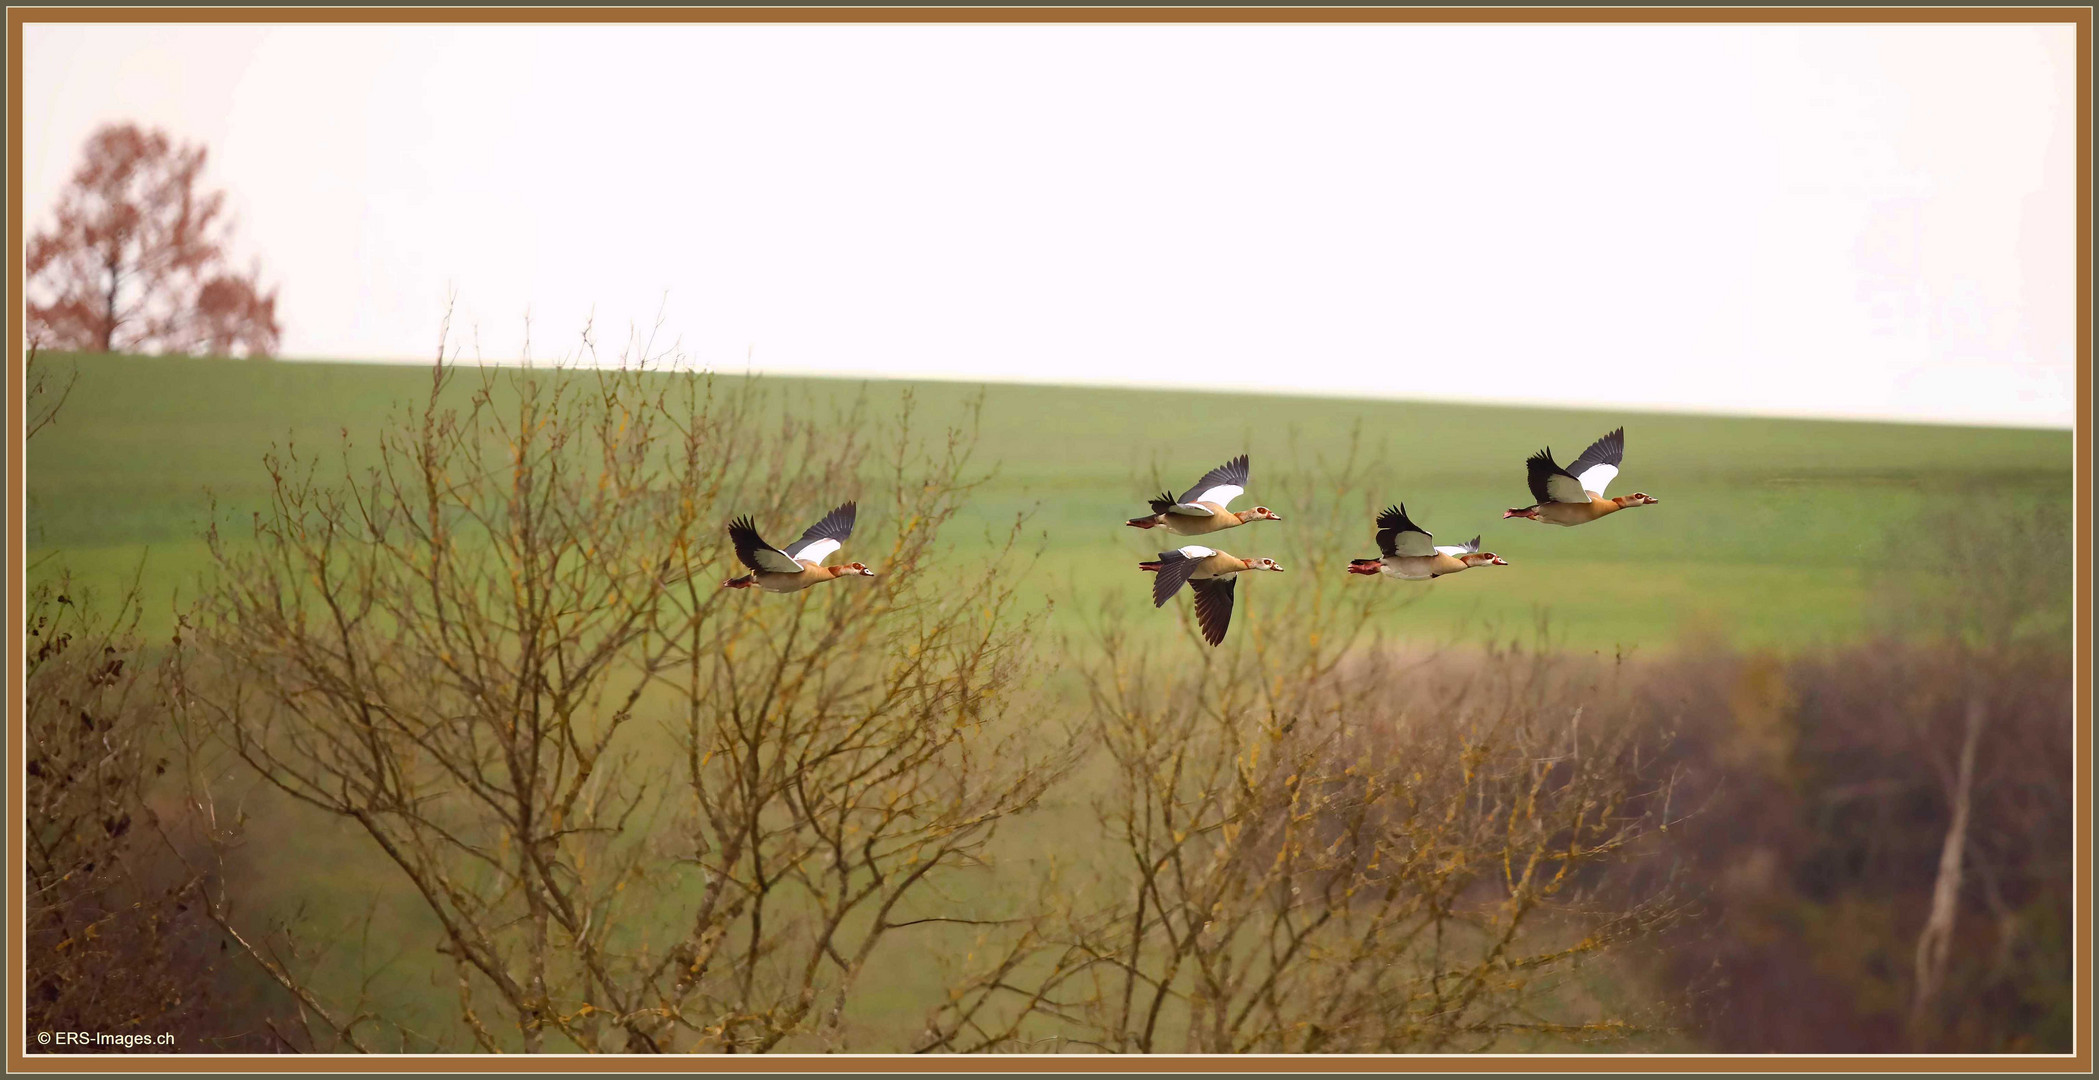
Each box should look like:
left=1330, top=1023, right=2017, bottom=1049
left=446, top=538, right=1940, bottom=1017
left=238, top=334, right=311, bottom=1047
left=101, top=248, right=121, bottom=353
left=1910, top=687, right=1985, bottom=1041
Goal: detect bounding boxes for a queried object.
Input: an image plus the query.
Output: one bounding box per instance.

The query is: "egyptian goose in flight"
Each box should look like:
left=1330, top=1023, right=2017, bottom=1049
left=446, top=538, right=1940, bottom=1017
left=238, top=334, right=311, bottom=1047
left=1138, top=545, right=1284, bottom=646
left=721, top=502, right=875, bottom=592
left=1347, top=504, right=1508, bottom=580
left=1125, top=454, right=1283, bottom=535
left=1503, top=427, right=1659, bottom=526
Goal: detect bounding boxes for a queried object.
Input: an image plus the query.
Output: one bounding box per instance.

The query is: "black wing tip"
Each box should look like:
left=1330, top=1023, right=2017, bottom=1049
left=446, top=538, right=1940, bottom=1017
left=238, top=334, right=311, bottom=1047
left=1524, top=450, right=1568, bottom=504
left=726, top=515, right=777, bottom=571
left=1580, top=426, right=1626, bottom=461
left=1192, top=577, right=1236, bottom=646
left=1375, top=503, right=1417, bottom=531
left=1526, top=449, right=1574, bottom=479
left=791, top=502, right=858, bottom=549
left=1150, top=553, right=1201, bottom=607
left=1183, top=454, right=1252, bottom=500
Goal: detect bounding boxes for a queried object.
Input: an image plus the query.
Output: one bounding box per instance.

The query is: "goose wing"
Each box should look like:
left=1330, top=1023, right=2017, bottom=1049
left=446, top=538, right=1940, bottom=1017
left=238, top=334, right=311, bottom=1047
left=782, top=501, right=857, bottom=566
left=1148, top=490, right=1214, bottom=518
left=728, top=516, right=803, bottom=574
left=1374, top=504, right=1436, bottom=558
left=1565, top=427, right=1624, bottom=497
left=1177, top=454, right=1249, bottom=510
left=1151, top=545, right=1215, bottom=607
left=1190, top=578, right=1238, bottom=647
left=1434, top=535, right=1482, bottom=556
left=1525, top=449, right=1591, bottom=505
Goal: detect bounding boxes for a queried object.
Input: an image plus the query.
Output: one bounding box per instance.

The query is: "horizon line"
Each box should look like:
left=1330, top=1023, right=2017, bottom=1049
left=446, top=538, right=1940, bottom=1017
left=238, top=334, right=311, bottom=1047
left=49, top=349, right=2078, bottom=434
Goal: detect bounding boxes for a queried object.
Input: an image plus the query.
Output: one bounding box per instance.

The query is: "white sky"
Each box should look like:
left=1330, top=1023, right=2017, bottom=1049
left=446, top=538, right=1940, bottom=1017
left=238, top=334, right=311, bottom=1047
left=21, top=22, right=2079, bottom=427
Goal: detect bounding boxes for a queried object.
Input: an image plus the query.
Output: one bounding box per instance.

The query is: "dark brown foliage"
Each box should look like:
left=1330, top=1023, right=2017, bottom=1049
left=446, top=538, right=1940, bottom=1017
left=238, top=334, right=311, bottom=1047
left=1639, top=643, right=2073, bottom=1053
left=22, top=578, right=298, bottom=1053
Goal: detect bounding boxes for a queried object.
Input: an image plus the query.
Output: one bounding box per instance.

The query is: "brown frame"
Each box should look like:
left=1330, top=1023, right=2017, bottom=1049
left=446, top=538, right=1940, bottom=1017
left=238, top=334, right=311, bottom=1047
left=7, top=6, right=2090, bottom=1072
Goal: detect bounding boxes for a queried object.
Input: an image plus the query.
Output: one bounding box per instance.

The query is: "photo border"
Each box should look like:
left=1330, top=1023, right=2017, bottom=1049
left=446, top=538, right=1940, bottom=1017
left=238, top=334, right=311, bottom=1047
left=6, top=5, right=2090, bottom=1072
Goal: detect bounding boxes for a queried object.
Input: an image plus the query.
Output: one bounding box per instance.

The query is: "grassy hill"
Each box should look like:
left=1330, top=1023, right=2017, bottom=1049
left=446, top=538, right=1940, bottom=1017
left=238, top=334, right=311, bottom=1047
left=25, top=352, right=2073, bottom=652
left=20, top=352, right=2076, bottom=1053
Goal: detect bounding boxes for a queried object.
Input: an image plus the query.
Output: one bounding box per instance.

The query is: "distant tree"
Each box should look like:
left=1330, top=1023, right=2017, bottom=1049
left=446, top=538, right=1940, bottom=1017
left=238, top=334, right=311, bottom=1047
left=1879, top=492, right=2071, bottom=1046
left=27, top=122, right=281, bottom=357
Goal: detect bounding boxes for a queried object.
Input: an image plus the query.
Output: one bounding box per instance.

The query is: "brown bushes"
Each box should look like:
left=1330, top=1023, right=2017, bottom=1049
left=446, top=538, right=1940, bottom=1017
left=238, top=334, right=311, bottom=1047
left=23, top=574, right=301, bottom=1052
left=1636, top=641, right=2073, bottom=1053
left=24, top=346, right=301, bottom=1052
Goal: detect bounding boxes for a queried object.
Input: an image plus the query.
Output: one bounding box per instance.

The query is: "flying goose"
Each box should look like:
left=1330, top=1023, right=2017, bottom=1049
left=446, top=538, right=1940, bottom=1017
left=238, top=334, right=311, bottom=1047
left=1503, top=427, right=1658, bottom=526
left=721, top=502, right=875, bottom=592
left=1125, top=454, right=1283, bottom=535
left=1138, top=544, right=1283, bottom=646
left=1347, top=504, right=1508, bottom=580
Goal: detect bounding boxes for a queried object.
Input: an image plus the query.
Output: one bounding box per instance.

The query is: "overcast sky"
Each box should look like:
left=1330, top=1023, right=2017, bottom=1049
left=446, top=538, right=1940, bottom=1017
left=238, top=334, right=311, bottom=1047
left=22, top=22, right=2078, bottom=427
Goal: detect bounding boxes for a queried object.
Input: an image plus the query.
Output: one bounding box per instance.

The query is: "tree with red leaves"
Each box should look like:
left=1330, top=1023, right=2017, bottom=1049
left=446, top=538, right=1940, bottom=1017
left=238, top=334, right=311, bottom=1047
left=27, top=123, right=282, bottom=358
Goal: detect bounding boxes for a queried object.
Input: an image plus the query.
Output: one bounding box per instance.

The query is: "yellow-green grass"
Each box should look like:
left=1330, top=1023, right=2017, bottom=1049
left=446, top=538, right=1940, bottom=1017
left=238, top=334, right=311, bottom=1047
left=27, top=352, right=2072, bottom=652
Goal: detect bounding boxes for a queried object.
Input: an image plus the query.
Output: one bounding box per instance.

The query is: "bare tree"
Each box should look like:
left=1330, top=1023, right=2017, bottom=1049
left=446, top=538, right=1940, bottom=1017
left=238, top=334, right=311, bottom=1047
left=1882, top=493, right=2072, bottom=1043
left=188, top=325, right=1076, bottom=1052
left=919, top=440, right=1687, bottom=1053
left=27, top=122, right=281, bottom=357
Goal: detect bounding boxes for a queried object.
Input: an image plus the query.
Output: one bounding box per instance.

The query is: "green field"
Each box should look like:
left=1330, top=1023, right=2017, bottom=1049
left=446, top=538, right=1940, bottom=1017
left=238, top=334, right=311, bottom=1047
left=22, top=352, right=2077, bottom=1053
left=27, top=353, right=2072, bottom=653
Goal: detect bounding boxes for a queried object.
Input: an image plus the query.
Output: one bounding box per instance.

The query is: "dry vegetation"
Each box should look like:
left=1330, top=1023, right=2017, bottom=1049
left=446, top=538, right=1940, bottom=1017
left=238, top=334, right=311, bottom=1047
left=23, top=353, right=292, bottom=1051
left=920, top=453, right=1690, bottom=1053
left=19, top=343, right=2077, bottom=1055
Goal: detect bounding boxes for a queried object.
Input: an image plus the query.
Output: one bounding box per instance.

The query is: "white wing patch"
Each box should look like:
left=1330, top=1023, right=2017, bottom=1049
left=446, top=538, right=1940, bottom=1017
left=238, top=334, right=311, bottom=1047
left=1186, top=484, right=1244, bottom=509
left=787, top=538, right=842, bottom=566
left=1575, top=463, right=1619, bottom=497
left=1165, top=502, right=1217, bottom=517
left=1433, top=545, right=1471, bottom=557
left=1176, top=545, right=1217, bottom=559
left=1390, top=532, right=1436, bottom=558
left=1545, top=470, right=1591, bottom=504
left=751, top=547, right=803, bottom=574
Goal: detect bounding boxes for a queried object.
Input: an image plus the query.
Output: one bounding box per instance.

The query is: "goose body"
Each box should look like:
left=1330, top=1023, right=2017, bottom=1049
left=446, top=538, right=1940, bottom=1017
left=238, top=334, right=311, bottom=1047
left=721, top=503, right=875, bottom=593
left=1125, top=454, right=1283, bottom=535
left=1137, top=544, right=1284, bottom=646
left=1502, top=427, right=1659, bottom=525
left=1346, top=504, right=1507, bottom=580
